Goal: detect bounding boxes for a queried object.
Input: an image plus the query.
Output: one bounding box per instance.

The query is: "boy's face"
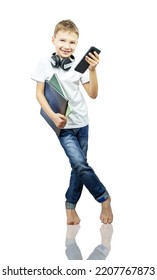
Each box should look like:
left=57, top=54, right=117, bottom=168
left=52, top=30, right=78, bottom=58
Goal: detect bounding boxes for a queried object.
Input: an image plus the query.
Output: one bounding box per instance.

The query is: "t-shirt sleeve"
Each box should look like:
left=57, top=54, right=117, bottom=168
left=31, top=58, right=47, bottom=82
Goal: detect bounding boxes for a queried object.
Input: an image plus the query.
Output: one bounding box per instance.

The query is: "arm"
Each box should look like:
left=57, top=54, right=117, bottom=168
left=82, top=51, right=100, bottom=99
left=36, top=82, right=67, bottom=128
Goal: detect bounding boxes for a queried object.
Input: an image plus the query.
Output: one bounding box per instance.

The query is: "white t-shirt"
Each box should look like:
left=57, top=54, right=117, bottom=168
left=31, top=57, right=90, bottom=129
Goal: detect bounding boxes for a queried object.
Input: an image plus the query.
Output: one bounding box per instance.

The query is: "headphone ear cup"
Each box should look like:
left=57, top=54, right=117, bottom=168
left=60, top=55, right=75, bottom=71
left=60, top=58, right=70, bottom=70
left=51, top=54, right=61, bottom=68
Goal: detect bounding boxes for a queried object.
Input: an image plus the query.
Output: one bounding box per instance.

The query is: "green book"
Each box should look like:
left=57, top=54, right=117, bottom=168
left=49, top=73, right=72, bottom=116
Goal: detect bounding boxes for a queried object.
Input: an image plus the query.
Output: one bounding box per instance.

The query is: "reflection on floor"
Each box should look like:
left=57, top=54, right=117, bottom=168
left=65, top=224, right=113, bottom=260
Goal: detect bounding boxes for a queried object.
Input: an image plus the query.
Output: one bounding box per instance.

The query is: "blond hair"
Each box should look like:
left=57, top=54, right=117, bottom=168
left=54, top=19, right=79, bottom=38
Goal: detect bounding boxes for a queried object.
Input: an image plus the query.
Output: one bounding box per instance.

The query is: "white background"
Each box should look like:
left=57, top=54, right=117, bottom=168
left=0, top=0, right=157, bottom=278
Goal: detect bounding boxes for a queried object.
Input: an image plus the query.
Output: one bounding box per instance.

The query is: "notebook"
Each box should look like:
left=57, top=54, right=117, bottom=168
left=40, top=80, right=68, bottom=136
left=49, top=73, right=72, bottom=116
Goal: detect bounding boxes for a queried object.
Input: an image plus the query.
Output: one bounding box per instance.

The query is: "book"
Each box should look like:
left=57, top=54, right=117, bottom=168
left=40, top=80, right=68, bottom=136
left=49, top=73, right=72, bottom=116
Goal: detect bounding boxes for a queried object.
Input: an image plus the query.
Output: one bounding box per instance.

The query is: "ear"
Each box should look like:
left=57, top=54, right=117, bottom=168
left=52, top=36, right=55, bottom=45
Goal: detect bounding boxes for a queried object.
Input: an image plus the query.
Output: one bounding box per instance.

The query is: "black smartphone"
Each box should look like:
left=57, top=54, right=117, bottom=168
left=74, top=46, right=101, bottom=73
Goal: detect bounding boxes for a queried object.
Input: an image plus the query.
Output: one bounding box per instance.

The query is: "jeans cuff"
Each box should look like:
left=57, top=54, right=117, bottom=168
left=96, top=190, right=109, bottom=203
left=65, top=201, right=76, bottom=209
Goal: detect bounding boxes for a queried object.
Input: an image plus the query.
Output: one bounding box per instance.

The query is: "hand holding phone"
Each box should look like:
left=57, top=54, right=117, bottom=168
left=74, top=46, right=101, bottom=73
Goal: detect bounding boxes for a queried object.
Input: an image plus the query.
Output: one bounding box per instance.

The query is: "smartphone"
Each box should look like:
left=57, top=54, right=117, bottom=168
left=74, top=46, right=101, bottom=73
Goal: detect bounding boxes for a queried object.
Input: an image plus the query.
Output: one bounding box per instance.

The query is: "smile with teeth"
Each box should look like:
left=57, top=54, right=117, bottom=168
left=61, top=50, right=71, bottom=54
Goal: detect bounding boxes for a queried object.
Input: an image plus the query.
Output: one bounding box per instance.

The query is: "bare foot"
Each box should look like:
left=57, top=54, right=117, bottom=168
left=100, top=197, right=113, bottom=224
left=66, top=209, right=80, bottom=225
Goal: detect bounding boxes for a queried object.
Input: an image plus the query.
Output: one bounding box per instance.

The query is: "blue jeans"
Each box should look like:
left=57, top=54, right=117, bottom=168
left=58, top=126, right=109, bottom=209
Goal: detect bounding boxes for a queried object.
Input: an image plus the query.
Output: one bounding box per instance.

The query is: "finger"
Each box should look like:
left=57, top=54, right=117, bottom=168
left=88, top=51, right=99, bottom=59
left=59, top=121, right=66, bottom=128
left=86, top=54, right=99, bottom=64
left=57, top=113, right=67, bottom=120
left=60, top=115, right=67, bottom=121
left=93, top=51, right=100, bottom=58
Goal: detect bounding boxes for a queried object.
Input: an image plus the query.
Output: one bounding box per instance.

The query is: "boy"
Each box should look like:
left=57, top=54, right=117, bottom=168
left=32, top=19, right=113, bottom=225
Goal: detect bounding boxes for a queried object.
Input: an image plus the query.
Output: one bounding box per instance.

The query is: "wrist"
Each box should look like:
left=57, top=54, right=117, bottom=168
left=50, top=111, right=56, bottom=121
left=89, top=67, right=96, bottom=72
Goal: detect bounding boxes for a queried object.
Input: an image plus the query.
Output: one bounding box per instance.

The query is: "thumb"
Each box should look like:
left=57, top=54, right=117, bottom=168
left=57, top=113, right=67, bottom=120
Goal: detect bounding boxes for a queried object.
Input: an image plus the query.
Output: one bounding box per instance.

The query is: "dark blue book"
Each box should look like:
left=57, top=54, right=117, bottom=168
left=40, top=80, right=68, bottom=136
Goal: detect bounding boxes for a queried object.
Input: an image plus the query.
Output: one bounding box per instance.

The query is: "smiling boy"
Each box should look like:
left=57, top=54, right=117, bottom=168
left=32, top=19, right=113, bottom=225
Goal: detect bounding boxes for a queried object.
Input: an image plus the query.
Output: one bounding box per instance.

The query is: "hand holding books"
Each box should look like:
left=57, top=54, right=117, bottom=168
left=53, top=113, right=67, bottom=129
left=40, top=73, right=71, bottom=136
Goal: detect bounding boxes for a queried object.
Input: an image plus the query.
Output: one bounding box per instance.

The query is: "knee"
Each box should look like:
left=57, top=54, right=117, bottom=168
left=73, top=161, right=89, bottom=174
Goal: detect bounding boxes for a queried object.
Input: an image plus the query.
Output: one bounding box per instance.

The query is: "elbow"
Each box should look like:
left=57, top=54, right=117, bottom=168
left=36, top=92, right=40, bottom=103
left=90, top=92, right=98, bottom=99
left=92, top=93, right=98, bottom=99
left=36, top=90, right=42, bottom=102
left=89, top=87, right=98, bottom=99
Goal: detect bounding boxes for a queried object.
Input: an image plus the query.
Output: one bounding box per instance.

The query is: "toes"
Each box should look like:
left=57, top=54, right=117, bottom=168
left=108, top=216, right=113, bottom=224
left=100, top=212, right=113, bottom=224
left=67, top=219, right=80, bottom=225
left=67, top=220, right=75, bottom=225
left=101, top=217, right=108, bottom=224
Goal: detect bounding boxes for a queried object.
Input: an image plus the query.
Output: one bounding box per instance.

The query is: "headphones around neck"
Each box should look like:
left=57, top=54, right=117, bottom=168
left=50, top=53, right=75, bottom=71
